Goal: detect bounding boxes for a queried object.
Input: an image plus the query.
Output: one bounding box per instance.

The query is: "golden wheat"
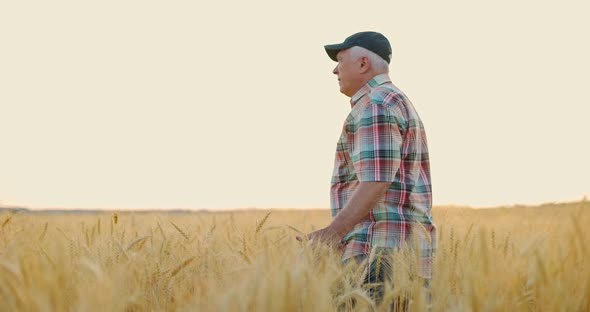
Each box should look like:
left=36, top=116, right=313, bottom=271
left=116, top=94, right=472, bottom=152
left=0, top=201, right=588, bottom=311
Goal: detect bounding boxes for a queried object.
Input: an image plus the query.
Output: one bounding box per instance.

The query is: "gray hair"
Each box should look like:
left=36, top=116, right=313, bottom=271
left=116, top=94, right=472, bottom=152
left=348, top=46, right=389, bottom=73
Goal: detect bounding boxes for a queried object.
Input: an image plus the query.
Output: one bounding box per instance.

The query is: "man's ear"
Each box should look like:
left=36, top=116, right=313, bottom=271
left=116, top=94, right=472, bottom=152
left=359, top=56, right=370, bottom=73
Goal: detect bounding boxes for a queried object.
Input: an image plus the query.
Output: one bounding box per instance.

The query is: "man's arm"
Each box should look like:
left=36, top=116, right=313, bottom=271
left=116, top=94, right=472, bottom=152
left=299, top=96, right=402, bottom=245
left=298, top=181, right=390, bottom=245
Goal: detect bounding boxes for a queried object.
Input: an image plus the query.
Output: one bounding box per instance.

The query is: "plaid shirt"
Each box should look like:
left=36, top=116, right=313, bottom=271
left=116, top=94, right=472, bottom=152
left=330, top=74, right=436, bottom=278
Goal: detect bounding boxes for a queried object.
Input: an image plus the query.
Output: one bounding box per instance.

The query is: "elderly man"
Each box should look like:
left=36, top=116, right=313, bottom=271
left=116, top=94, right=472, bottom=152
left=301, top=31, right=437, bottom=306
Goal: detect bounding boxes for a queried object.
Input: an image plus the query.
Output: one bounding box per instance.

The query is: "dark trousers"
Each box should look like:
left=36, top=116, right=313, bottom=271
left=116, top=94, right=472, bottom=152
left=344, top=252, right=431, bottom=311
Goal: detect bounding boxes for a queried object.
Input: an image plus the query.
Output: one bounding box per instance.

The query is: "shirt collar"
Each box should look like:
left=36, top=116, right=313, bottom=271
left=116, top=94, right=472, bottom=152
left=350, top=74, right=392, bottom=107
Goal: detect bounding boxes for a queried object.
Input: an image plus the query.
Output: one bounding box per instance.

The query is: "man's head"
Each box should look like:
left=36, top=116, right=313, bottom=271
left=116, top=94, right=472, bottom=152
left=324, top=32, right=391, bottom=97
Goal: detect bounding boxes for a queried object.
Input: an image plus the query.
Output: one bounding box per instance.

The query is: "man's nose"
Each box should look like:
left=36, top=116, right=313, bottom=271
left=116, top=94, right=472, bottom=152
left=332, top=65, right=338, bottom=75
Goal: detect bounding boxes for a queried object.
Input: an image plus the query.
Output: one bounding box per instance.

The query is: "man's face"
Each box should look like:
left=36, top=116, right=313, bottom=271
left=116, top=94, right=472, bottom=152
left=332, top=48, right=362, bottom=97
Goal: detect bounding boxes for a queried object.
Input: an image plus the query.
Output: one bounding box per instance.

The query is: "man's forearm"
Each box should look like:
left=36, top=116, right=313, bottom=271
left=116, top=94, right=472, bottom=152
left=328, top=181, right=391, bottom=237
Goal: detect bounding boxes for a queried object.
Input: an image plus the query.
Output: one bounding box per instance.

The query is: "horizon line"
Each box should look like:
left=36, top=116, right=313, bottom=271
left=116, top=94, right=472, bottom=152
left=1, top=197, right=587, bottom=212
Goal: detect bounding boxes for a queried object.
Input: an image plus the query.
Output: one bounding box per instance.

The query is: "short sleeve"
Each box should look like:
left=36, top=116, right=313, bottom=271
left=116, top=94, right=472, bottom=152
left=351, top=103, right=402, bottom=182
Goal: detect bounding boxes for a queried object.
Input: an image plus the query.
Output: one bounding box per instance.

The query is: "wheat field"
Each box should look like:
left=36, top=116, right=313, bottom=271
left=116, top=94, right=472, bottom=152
left=0, top=201, right=588, bottom=311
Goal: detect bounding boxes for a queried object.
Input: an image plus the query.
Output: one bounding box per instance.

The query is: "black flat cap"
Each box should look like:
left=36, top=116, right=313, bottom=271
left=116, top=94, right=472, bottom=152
left=324, top=31, right=392, bottom=64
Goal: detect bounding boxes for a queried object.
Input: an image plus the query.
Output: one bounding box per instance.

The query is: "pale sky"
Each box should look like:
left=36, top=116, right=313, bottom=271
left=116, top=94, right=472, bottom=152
left=1, top=0, right=588, bottom=209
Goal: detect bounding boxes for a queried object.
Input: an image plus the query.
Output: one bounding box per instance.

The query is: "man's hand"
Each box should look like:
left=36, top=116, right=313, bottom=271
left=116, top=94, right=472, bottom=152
left=296, top=226, right=341, bottom=247
left=295, top=182, right=390, bottom=247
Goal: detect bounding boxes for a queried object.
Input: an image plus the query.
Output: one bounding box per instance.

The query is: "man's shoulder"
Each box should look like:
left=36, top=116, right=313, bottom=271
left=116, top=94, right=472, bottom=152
left=368, top=83, right=408, bottom=107
left=366, top=83, right=420, bottom=126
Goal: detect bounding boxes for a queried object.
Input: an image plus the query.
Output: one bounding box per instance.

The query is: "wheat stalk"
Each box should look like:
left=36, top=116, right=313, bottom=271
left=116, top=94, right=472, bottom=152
left=286, top=225, right=304, bottom=234
left=170, top=257, right=196, bottom=277
left=157, top=222, right=166, bottom=240
left=126, top=235, right=151, bottom=252
left=38, top=222, right=48, bottom=241
left=1, top=215, right=12, bottom=229
left=38, top=245, right=56, bottom=267
left=56, top=227, right=72, bottom=241
left=170, top=222, right=190, bottom=240
left=255, top=211, right=271, bottom=235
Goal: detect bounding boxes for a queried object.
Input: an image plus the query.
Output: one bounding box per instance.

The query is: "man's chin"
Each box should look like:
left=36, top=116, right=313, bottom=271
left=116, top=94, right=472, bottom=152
left=340, top=88, right=352, bottom=97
